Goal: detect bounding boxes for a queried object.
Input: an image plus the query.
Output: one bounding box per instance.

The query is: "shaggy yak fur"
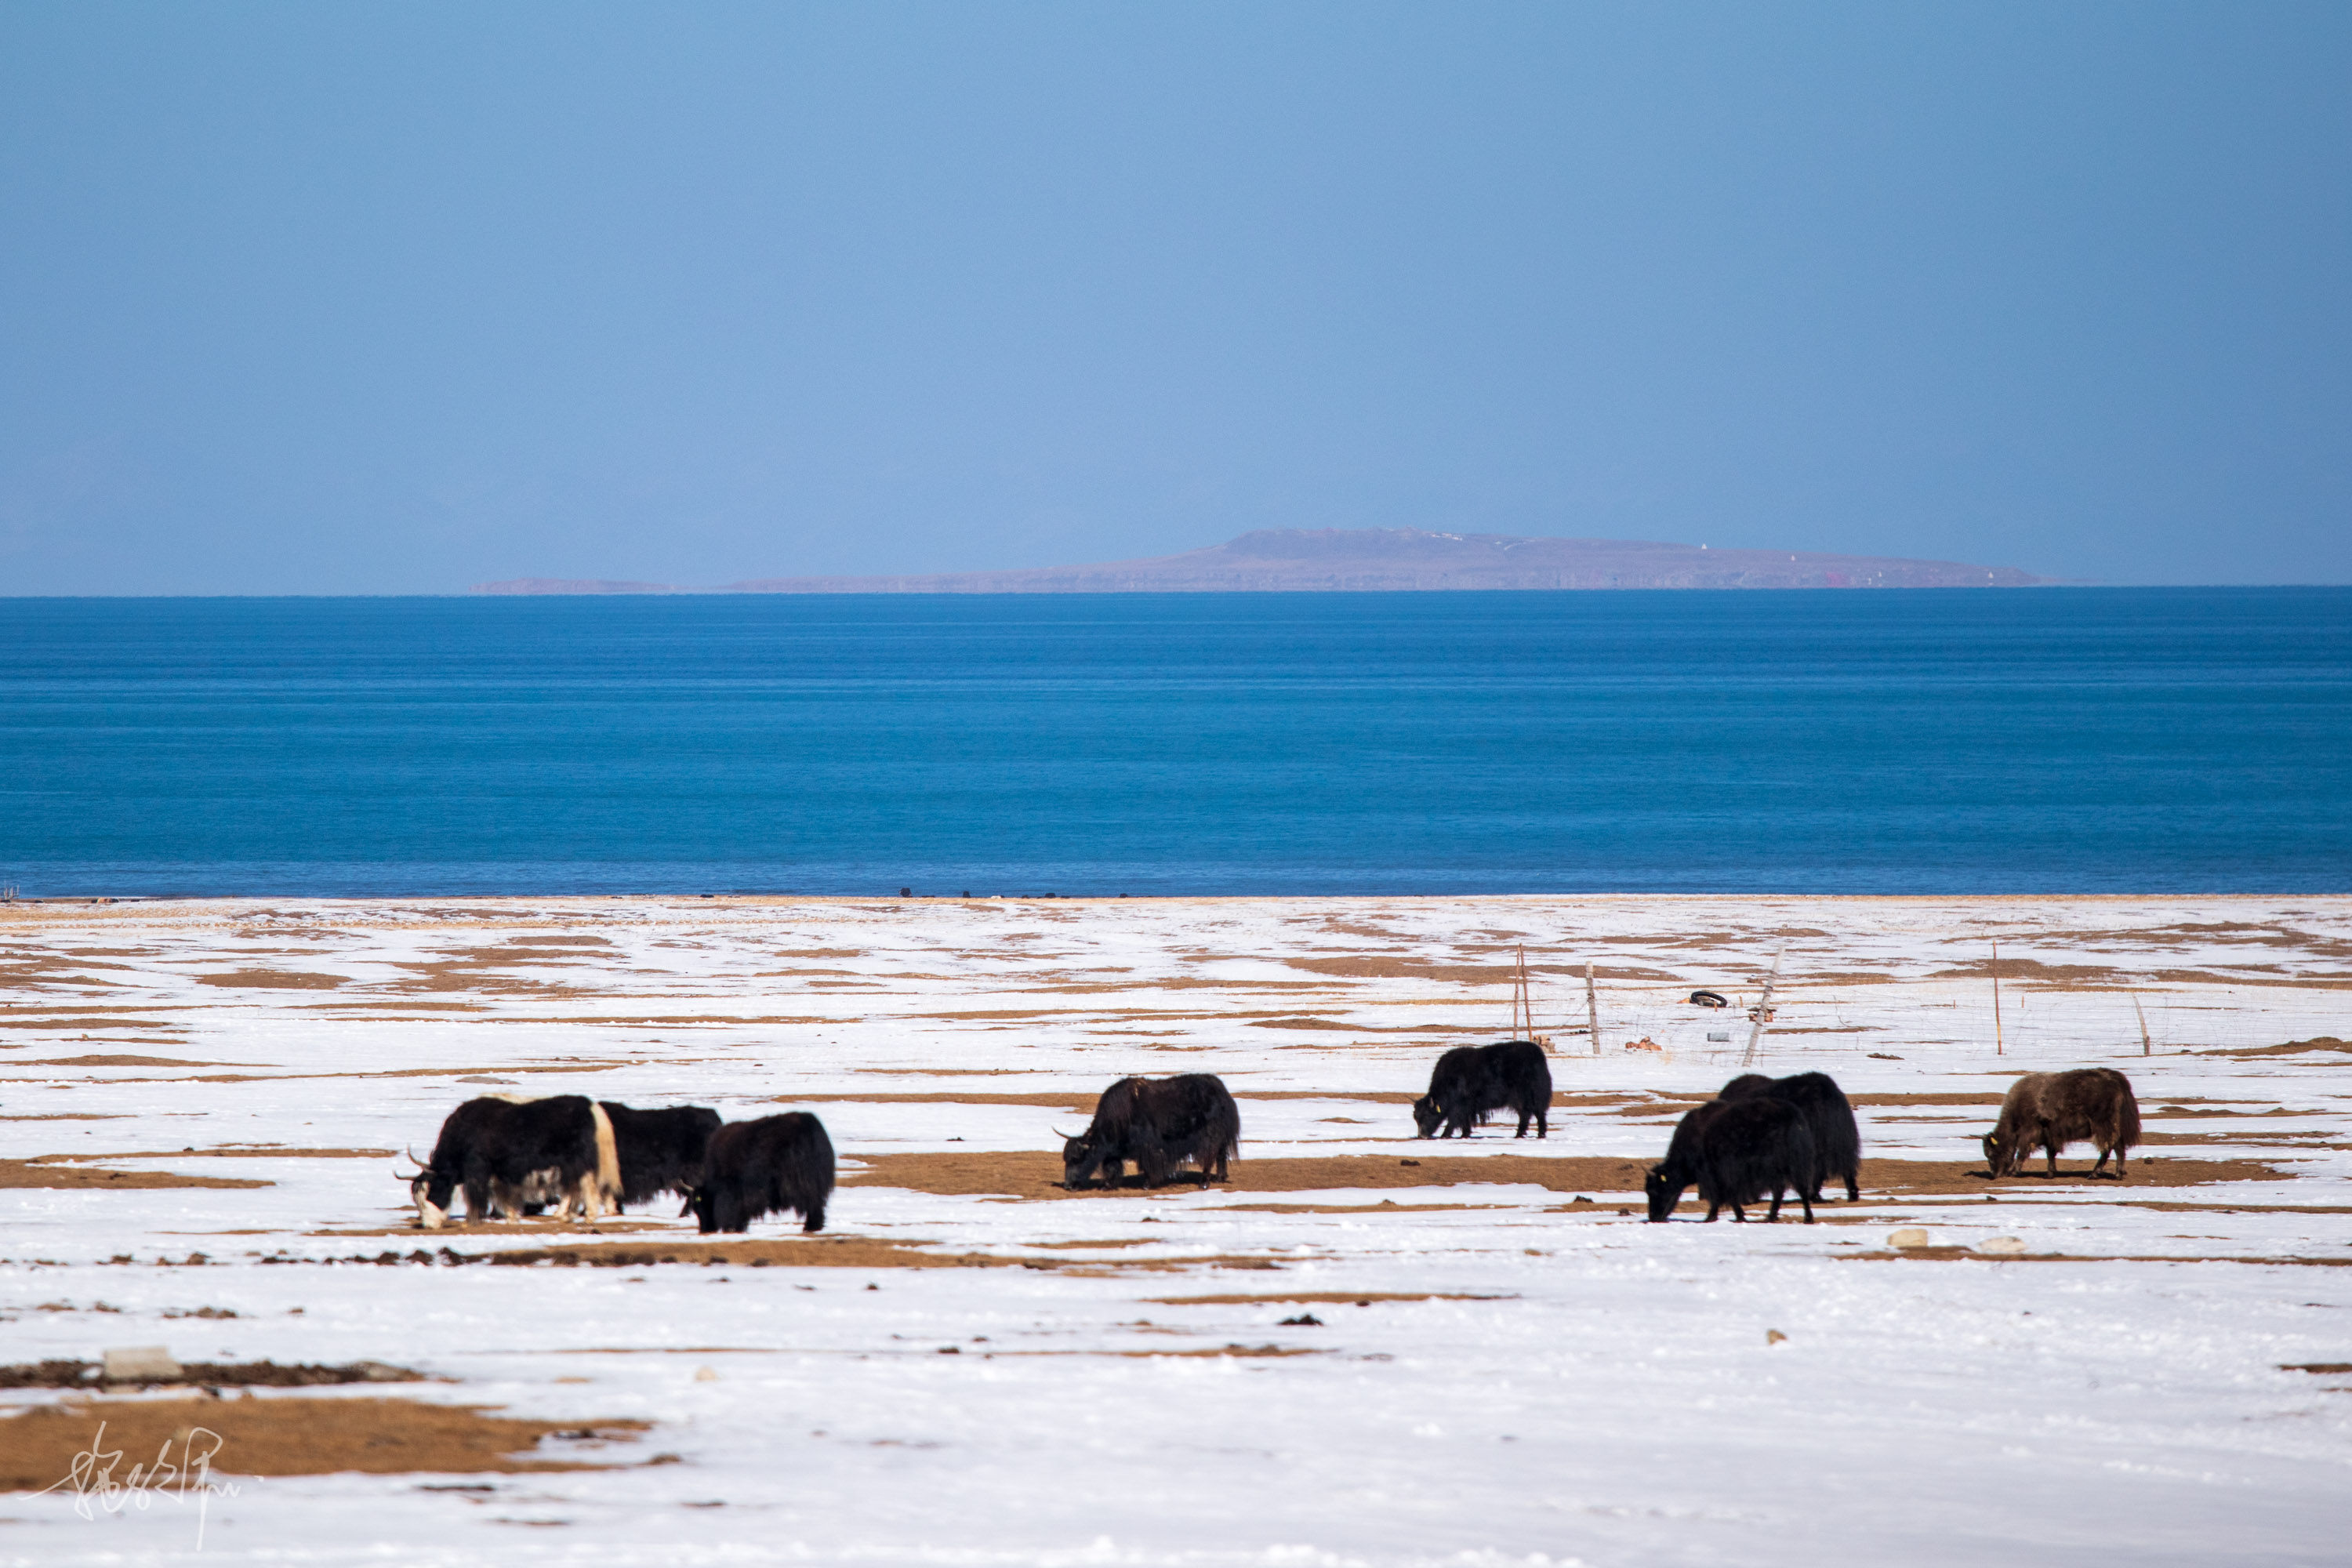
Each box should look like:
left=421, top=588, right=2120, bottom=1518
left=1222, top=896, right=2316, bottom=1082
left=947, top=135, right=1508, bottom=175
left=1687, top=1098, right=1817, bottom=1222
left=598, top=1102, right=723, bottom=1212
left=403, top=1094, right=617, bottom=1229
left=1411, top=1040, right=1553, bottom=1140
left=1062, top=1074, right=1240, bottom=1189
left=1643, top=1099, right=1735, bottom=1221
left=1982, top=1069, right=2141, bottom=1179
left=1719, top=1071, right=1861, bottom=1201
left=686, top=1113, right=835, bottom=1234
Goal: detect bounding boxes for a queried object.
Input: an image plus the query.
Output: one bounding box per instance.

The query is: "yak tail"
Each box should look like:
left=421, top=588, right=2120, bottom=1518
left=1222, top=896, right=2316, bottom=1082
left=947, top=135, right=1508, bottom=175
left=589, top=1101, right=622, bottom=1212
left=2111, top=1080, right=2142, bottom=1152
left=780, top=1116, right=838, bottom=1216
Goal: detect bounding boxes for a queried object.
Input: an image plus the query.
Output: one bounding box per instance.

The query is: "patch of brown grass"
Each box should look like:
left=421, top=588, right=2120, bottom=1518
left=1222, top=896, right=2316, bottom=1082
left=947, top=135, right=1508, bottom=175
left=196, top=970, right=347, bottom=989
left=0, top=1397, right=648, bottom=1489
left=8, top=1054, right=241, bottom=1069
left=0, top=1160, right=270, bottom=1191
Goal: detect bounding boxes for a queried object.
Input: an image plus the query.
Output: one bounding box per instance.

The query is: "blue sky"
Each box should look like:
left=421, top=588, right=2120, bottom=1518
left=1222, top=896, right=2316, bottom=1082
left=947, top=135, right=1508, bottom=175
left=2, top=2, right=2346, bottom=592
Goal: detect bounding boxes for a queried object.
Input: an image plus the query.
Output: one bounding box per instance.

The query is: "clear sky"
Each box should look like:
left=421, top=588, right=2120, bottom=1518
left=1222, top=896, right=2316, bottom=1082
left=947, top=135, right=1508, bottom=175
left=2, top=2, right=2346, bottom=593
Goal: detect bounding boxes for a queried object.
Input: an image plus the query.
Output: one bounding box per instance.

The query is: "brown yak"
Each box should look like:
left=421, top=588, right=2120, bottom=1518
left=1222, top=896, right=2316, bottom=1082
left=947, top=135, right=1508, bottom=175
left=1982, top=1069, right=2141, bottom=1179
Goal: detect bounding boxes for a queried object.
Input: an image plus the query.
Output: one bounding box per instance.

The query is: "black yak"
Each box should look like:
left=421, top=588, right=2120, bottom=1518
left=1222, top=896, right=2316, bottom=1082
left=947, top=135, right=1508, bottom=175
left=1982, top=1069, right=2140, bottom=1179
left=1719, top=1071, right=1860, bottom=1202
left=1689, top=1098, right=1817, bottom=1222
left=1062, top=1074, right=1240, bottom=1189
left=399, top=1095, right=618, bottom=1229
left=686, top=1113, right=835, bottom=1234
left=599, top=1102, right=723, bottom=1213
left=1411, top=1040, right=1552, bottom=1140
left=1643, top=1098, right=1734, bottom=1221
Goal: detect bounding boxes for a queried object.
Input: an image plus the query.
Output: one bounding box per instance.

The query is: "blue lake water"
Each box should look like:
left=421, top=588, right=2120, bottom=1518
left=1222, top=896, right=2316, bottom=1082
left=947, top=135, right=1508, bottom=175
left=1, top=589, right=2347, bottom=897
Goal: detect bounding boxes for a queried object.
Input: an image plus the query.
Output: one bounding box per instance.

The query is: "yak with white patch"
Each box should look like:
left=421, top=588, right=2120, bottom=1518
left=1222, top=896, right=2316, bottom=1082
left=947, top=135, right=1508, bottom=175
left=399, top=1094, right=618, bottom=1229
left=1411, top=1040, right=1552, bottom=1140
left=1645, top=1096, right=1817, bottom=1221
left=1062, top=1074, right=1240, bottom=1189
left=686, top=1112, right=835, bottom=1234
left=1719, top=1071, right=1860, bottom=1202
left=1982, top=1069, right=2140, bottom=1179
left=598, top=1101, right=723, bottom=1213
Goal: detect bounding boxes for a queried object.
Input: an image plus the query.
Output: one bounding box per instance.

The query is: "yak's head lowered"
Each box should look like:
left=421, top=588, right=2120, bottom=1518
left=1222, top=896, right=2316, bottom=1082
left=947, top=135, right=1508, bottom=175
left=1642, top=1163, right=1689, bottom=1222
left=1409, top=1095, right=1443, bottom=1138
left=394, top=1149, right=456, bottom=1229
left=1060, top=1125, right=1111, bottom=1188
left=1981, top=1127, right=2027, bottom=1178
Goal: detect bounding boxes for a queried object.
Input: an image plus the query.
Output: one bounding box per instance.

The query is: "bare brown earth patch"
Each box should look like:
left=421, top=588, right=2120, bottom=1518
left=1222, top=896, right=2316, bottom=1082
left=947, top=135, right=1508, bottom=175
left=1839, top=1250, right=2352, bottom=1268
left=0, top=1359, right=422, bottom=1390
left=785, top=1091, right=1101, bottom=1112
left=61, top=1146, right=394, bottom=1160
left=0, top=1398, right=648, bottom=1489
left=2212, top=1037, right=2352, bottom=1059
left=0, top=1159, right=270, bottom=1191
left=1870, top=1156, right=2293, bottom=1193
left=845, top=1148, right=2296, bottom=1203
left=9, top=1054, right=245, bottom=1069
left=197, top=970, right=348, bottom=989
left=844, top=1150, right=1652, bottom=1199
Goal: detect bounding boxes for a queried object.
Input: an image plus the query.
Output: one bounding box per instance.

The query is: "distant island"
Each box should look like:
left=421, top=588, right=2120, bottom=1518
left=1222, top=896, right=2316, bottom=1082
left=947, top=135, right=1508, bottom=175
left=472, top=528, right=2053, bottom=595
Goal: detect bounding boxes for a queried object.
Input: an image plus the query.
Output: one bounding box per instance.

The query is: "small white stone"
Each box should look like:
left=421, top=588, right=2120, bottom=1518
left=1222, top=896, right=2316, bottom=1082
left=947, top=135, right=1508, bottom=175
left=1980, top=1236, right=2028, bottom=1254
left=103, top=1346, right=181, bottom=1381
left=1888, top=1228, right=1932, bottom=1250
left=694, top=1366, right=720, bottom=1382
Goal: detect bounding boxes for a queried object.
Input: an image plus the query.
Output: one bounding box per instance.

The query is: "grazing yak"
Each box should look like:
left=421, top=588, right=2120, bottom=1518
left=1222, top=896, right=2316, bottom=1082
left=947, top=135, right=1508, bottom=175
left=1643, top=1099, right=1735, bottom=1221
left=685, top=1112, right=835, bottom=1234
left=1651, top=1098, right=1818, bottom=1222
left=400, top=1094, right=619, bottom=1229
left=598, top=1102, right=723, bottom=1213
left=1062, top=1074, right=1240, bottom=1189
left=1719, top=1071, right=1860, bottom=1202
left=1983, top=1069, right=2140, bottom=1179
left=1411, top=1040, right=1552, bottom=1140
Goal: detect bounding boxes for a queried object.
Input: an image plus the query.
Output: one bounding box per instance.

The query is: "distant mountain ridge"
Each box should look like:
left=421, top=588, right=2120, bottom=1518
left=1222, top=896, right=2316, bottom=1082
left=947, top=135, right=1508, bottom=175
left=471, top=528, right=2053, bottom=595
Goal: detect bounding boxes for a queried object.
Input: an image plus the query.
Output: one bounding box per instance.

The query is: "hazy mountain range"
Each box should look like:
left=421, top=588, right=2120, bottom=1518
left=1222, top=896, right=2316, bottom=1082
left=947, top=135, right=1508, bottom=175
left=472, top=528, right=2053, bottom=595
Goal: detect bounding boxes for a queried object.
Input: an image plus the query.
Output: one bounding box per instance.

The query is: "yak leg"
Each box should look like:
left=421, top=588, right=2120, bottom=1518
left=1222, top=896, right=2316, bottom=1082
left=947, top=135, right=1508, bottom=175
left=1766, top=1186, right=1784, bottom=1222
left=801, top=1200, right=825, bottom=1234
left=1536, top=1105, right=1547, bottom=1140
left=1844, top=1168, right=1860, bottom=1202
left=1796, top=1187, right=1815, bottom=1223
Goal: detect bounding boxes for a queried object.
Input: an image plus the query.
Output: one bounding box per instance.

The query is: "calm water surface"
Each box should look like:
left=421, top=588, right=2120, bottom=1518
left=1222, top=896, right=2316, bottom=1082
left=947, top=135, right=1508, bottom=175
left=2, top=590, right=2346, bottom=896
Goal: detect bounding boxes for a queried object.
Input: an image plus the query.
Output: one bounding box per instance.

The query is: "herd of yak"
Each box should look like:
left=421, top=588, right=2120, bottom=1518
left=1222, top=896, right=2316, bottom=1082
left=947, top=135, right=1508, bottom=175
left=396, top=1040, right=2143, bottom=1234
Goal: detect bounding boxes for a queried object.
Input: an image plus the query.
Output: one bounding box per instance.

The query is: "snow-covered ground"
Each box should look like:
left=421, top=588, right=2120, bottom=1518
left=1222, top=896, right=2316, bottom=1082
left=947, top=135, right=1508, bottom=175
left=2, top=895, right=2348, bottom=1566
